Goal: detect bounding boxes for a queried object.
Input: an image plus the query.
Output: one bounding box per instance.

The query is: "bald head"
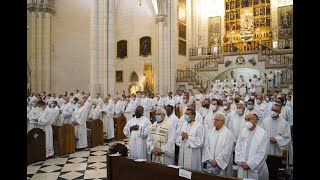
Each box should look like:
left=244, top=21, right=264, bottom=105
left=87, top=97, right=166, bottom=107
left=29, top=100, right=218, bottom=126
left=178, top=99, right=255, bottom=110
left=187, top=103, right=196, bottom=110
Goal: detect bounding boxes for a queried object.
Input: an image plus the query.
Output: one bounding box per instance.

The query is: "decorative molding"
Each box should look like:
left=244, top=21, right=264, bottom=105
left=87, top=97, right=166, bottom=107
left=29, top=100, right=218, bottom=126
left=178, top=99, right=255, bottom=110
left=27, top=2, right=56, bottom=14
left=155, top=14, right=167, bottom=23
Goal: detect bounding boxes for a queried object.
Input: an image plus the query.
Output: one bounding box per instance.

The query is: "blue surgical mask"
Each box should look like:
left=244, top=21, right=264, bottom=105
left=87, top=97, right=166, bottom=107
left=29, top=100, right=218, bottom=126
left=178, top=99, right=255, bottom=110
left=155, top=115, right=162, bottom=122
left=228, top=100, right=233, bottom=104
left=184, top=114, right=190, bottom=122
left=96, top=96, right=99, bottom=99
left=247, top=105, right=253, bottom=110
left=265, top=98, right=270, bottom=102
left=256, top=100, right=261, bottom=104
left=236, top=109, right=243, bottom=115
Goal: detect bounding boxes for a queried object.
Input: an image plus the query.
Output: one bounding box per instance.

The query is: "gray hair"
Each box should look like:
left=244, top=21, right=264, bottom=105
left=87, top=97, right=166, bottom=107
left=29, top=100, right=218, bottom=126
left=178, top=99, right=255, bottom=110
left=215, top=113, right=225, bottom=123
left=156, top=107, right=167, bottom=116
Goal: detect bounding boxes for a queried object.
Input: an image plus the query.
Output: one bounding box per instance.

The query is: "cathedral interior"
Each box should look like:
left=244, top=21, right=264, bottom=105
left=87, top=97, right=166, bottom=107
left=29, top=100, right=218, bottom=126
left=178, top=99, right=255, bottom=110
left=27, top=0, right=293, bottom=96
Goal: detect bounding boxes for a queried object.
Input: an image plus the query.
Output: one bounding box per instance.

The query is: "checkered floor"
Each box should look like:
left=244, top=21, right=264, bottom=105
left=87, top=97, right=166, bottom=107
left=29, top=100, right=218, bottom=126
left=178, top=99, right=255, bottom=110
left=27, top=139, right=129, bottom=180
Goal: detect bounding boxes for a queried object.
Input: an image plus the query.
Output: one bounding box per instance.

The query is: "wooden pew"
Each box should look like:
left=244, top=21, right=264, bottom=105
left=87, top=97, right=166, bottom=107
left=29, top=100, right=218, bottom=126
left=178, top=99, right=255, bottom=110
left=266, top=154, right=287, bottom=180
left=113, top=115, right=127, bottom=141
left=27, top=128, right=46, bottom=165
left=86, top=119, right=104, bottom=147
left=107, top=155, right=239, bottom=180
left=52, top=124, right=75, bottom=156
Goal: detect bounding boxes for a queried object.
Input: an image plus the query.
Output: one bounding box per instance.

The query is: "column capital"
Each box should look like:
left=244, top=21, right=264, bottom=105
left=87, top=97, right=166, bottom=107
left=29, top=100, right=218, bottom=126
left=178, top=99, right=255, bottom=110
left=27, top=0, right=56, bottom=14
left=155, top=14, right=167, bottom=24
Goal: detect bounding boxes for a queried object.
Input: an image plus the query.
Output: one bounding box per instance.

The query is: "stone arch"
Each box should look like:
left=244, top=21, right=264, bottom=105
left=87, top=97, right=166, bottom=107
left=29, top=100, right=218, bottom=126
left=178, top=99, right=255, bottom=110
left=129, top=71, right=139, bottom=83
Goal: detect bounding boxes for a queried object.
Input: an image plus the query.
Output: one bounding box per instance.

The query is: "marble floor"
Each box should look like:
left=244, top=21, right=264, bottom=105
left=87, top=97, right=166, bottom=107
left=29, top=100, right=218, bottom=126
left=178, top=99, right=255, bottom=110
left=27, top=139, right=129, bottom=180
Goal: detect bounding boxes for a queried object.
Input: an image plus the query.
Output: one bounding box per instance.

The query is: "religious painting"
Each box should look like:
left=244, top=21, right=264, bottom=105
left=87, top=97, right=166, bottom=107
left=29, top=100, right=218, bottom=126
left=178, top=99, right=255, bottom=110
left=178, top=39, right=186, bottom=56
left=208, top=16, right=221, bottom=46
left=278, top=5, right=293, bottom=39
left=139, top=36, right=151, bottom=57
left=116, top=71, right=123, bottom=82
left=178, top=22, right=186, bottom=40
left=117, top=40, right=127, bottom=59
left=178, top=0, right=186, bottom=8
left=178, top=6, right=186, bottom=24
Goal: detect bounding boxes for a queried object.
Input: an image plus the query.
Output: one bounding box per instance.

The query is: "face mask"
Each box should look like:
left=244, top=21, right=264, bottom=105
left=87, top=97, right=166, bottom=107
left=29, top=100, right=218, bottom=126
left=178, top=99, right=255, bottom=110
left=247, top=105, right=253, bottom=110
left=256, top=100, right=262, bottom=104
left=135, top=111, right=142, bottom=118
left=138, top=95, right=141, bottom=98
left=271, top=111, right=279, bottom=119
left=157, top=97, right=160, bottom=100
left=212, top=105, right=217, bottom=111
left=236, top=109, right=243, bottom=115
left=155, top=115, right=162, bottom=122
left=265, top=98, right=270, bottom=102
left=223, top=106, right=228, bottom=110
left=63, top=100, right=67, bottom=104
left=182, top=99, right=187, bottom=104
left=166, top=109, right=173, bottom=116
left=250, top=96, right=255, bottom=99
left=184, top=114, right=190, bottom=122
left=228, top=100, right=233, bottom=104
left=203, top=104, right=209, bottom=109
left=235, top=99, right=239, bottom=103
left=245, top=121, right=253, bottom=129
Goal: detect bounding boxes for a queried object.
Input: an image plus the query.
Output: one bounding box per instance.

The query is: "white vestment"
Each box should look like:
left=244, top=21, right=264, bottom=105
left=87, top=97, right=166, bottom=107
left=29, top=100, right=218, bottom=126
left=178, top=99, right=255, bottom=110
left=27, top=107, right=43, bottom=132
left=89, top=105, right=102, bottom=120
left=261, top=116, right=291, bottom=156
left=279, top=106, right=293, bottom=126
left=71, top=106, right=88, bottom=149
left=224, top=109, right=236, bottom=130
left=123, top=116, right=152, bottom=159
left=101, top=102, right=115, bottom=139
left=123, top=102, right=134, bottom=123
left=50, top=106, right=60, bottom=124
left=230, top=113, right=246, bottom=143
left=202, top=126, right=234, bottom=177
left=176, top=120, right=204, bottom=171
left=61, top=102, right=74, bottom=124
left=38, top=107, right=54, bottom=157
left=235, top=126, right=269, bottom=180
left=146, top=117, right=175, bottom=165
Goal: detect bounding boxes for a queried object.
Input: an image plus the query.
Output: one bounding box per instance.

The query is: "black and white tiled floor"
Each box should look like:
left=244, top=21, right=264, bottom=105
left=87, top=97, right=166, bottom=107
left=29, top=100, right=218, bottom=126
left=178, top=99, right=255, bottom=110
left=27, top=139, right=129, bottom=180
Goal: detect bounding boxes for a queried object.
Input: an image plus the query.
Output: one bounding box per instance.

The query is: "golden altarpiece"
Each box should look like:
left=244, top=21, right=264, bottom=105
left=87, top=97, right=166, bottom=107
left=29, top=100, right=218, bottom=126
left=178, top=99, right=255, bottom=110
left=223, top=0, right=272, bottom=52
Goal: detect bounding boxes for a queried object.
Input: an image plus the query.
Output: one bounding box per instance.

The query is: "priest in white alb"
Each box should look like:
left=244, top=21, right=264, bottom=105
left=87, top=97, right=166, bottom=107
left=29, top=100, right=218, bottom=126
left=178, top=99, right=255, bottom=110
left=146, top=107, right=175, bottom=165
left=36, top=100, right=54, bottom=158
left=88, top=99, right=102, bottom=120
left=123, top=97, right=135, bottom=123
left=101, top=97, right=115, bottom=140
left=235, top=113, right=269, bottom=180
left=71, top=98, right=88, bottom=149
left=202, top=113, right=234, bottom=177
left=176, top=108, right=205, bottom=171
left=123, top=106, right=152, bottom=159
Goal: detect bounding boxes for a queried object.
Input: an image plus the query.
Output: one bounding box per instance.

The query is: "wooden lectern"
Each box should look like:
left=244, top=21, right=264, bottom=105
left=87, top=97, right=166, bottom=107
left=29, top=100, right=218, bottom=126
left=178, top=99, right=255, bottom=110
left=113, top=115, right=126, bottom=141
left=86, top=119, right=104, bottom=148
left=27, top=128, right=46, bottom=165
left=52, top=124, right=75, bottom=156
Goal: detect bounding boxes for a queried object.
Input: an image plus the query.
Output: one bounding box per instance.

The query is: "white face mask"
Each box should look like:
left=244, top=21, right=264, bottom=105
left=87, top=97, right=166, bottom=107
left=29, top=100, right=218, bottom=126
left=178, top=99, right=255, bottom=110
left=212, top=105, right=217, bottom=111
left=271, top=111, right=278, bottom=119
left=63, top=100, right=67, bottom=104
left=245, top=121, right=253, bottom=129
left=223, top=106, right=228, bottom=110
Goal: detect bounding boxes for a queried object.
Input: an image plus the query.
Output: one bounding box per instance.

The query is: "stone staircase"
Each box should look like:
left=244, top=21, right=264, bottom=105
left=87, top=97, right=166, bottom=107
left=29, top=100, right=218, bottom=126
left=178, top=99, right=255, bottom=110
left=176, top=44, right=293, bottom=93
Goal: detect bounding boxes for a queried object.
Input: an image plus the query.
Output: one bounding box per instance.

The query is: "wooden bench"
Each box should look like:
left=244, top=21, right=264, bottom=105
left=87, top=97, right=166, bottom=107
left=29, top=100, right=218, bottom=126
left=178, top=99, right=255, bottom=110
left=114, top=115, right=127, bottom=141
left=86, top=119, right=104, bottom=147
left=27, top=128, right=46, bottom=165
left=52, top=124, right=75, bottom=156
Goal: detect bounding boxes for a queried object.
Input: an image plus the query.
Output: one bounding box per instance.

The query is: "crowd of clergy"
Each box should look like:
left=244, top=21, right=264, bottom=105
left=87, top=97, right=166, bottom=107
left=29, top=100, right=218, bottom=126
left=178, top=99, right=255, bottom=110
left=27, top=75, right=293, bottom=180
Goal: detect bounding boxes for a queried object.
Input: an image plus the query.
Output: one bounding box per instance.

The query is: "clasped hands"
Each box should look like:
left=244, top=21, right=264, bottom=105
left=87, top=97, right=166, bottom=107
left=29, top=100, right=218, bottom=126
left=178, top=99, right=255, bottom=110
left=240, top=161, right=249, bottom=170
left=152, top=148, right=163, bottom=156
left=270, top=137, right=277, bottom=144
left=71, top=121, right=79, bottom=125
left=130, top=124, right=139, bottom=131
left=181, top=132, right=189, bottom=140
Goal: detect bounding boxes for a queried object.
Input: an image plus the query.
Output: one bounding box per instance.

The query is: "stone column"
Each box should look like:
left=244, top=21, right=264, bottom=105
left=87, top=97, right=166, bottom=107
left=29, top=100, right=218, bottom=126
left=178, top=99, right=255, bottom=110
left=27, top=0, right=55, bottom=93
left=90, top=0, right=99, bottom=97
left=156, top=15, right=166, bottom=95
left=103, top=0, right=115, bottom=97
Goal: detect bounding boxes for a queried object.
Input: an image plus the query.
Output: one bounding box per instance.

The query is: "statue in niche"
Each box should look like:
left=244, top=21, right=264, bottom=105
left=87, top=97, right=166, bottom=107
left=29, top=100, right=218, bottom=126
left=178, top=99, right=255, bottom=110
left=141, top=73, right=150, bottom=93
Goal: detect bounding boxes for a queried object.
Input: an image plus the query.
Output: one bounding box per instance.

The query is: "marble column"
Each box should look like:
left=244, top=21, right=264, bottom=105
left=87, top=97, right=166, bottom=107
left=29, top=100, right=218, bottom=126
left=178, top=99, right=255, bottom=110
left=43, top=12, right=52, bottom=93
left=30, top=11, right=37, bottom=92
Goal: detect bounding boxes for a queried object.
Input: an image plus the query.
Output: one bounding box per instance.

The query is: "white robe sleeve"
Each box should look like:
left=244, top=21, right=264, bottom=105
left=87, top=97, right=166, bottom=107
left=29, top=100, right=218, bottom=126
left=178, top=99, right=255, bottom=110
left=235, top=130, right=246, bottom=165
left=160, top=123, right=176, bottom=158
left=38, top=110, right=53, bottom=126
left=138, top=119, right=152, bottom=138
left=286, top=107, right=293, bottom=126
left=146, top=127, right=154, bottom=155
left=215, top=132, right=234, bottom=170
left=247, top=132, right=269, bottom=170
left=76, top=108, right=88, bottom=125
left=274, top=122, right=291, bottom=148
left=187, top=125, right=205, bottom=148
left=123, top=119, right=133, bottom=138
left=63, top=104, right=73, bottom=118
left=202, top=131, right=212, bottom=163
